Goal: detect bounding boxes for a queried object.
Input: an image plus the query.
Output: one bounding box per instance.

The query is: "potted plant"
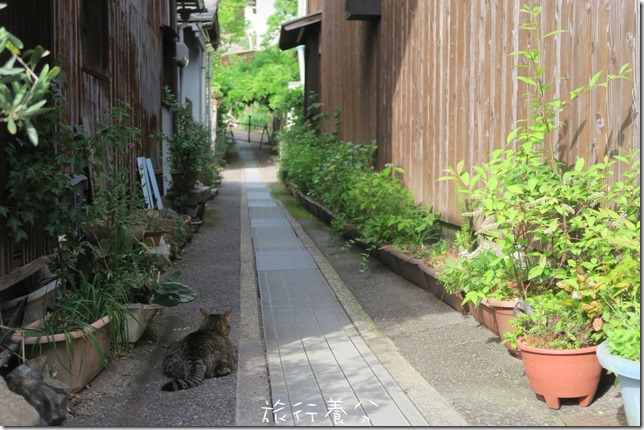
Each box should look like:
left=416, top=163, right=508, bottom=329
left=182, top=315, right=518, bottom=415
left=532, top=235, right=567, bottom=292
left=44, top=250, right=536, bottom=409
left=507, top=285, right=606, bottom=408
left=124, top=269, right=197, bottom=343
left=10, top=270, right=130, bottom=392
left=82, top=106, right=147, bottom=246
left=161, top=87, right=209, bottom=196
left=439, top=3, right=635, bottom=362
left=597, top=304, right=640, bottom=426
left=3, top=99, right=140, bottom=390
left=505, top=187, right=639, bottom=409
left=438, top=245, right=508, bottom=335
left=142, top=209, right=164, bottom=246
left=594, top=218, right=640, bottom=426
left=84, top=227, right=197, bottom=343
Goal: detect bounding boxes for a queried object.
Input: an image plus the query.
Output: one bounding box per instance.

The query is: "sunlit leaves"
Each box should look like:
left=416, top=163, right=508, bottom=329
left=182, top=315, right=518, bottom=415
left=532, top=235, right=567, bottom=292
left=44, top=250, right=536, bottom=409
left=0, top=23, right=59, bottom=145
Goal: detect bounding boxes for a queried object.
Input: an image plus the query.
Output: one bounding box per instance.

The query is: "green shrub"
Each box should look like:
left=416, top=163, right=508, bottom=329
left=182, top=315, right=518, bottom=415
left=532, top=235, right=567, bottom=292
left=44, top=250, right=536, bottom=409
left=441, top=2, right=639, bottom=350
left=278, top=107, right=439, bottom=254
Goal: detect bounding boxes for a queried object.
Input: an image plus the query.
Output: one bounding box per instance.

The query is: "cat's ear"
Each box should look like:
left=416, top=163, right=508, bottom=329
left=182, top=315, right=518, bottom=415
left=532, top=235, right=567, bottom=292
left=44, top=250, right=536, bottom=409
left=223, top=309, right=233, bottom=320
left=199, top=308, right=209, bottom=318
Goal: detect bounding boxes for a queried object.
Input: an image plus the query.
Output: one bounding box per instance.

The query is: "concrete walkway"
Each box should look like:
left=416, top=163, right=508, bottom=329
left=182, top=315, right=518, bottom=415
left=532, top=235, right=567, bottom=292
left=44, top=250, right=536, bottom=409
left=238, top=143, right=428, bottom=426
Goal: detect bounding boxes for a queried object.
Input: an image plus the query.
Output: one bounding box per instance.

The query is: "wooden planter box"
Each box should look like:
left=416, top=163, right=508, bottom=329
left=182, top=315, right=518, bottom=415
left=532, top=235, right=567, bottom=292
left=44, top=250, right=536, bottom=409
left=466, top=298, right=498, bottom=334
left=377, top=245, right=403, bottom=275
left=419, top=263, right=468, bottom=314
left=291, top=192, right=469, bottom=315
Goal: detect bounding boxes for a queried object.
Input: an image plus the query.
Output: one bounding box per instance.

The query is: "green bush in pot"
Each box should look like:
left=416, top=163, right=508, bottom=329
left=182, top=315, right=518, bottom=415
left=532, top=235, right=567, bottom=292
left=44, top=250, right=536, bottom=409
left=160, top=86, right=210, bottom=195
left=439, top=246, right=522, bottom=307
left=439, top=1, right=635, bottom=308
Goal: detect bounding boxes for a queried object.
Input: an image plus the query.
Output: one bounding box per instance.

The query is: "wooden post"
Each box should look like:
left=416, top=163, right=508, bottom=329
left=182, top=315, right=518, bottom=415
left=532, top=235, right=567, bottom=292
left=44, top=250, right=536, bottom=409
left=247, top=115, right=251, bottom=143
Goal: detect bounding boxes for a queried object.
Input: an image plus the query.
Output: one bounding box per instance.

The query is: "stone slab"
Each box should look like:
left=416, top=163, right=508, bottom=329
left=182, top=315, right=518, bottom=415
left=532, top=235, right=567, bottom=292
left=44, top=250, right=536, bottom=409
left=252, top=236, right=306, bottom=251
left=241, top=142, right=429, bottom=426
left=184, top=185, right=212, bottom=206
left=0, top=378, right=41, bottom=426
left=250, top=206, right=285, bottom=219
left=255, top=251, right=317, bottom=271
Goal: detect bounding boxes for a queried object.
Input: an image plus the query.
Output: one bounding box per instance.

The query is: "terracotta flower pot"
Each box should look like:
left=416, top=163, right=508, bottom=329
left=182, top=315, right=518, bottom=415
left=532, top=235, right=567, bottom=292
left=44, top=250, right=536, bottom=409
left=486, top=297, right=520, bottom=355
left=143, top=230, right=164, bottom=246
left=517, top=337, right=602, bottom=409
left=11, top=316, right=112, bottom=393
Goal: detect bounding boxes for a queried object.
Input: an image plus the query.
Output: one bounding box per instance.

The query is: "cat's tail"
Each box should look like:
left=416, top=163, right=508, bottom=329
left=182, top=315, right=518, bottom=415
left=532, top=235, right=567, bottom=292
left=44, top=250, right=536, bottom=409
left=161, top=362, right=206, bottom=391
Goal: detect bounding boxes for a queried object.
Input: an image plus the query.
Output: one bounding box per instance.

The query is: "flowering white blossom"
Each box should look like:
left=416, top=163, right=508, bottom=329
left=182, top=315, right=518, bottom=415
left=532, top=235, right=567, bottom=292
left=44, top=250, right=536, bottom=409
left=476, top=215, right=497, bottom=235
left=462, top=209, right=483, bottom=218
left=587, top=192, right=605, bottom=205
left=526, top=196, right=554, bottom=207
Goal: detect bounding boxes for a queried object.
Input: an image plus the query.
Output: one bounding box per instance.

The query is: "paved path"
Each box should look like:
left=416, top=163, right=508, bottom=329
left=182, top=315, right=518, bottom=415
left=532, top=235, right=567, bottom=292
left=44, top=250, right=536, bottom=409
left=238, top=143, right=428, bottom=427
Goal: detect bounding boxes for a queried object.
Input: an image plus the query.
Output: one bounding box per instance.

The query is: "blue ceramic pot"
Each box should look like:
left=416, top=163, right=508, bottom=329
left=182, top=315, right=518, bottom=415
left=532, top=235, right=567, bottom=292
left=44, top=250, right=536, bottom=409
left=596, top=342, right=640, bottom=426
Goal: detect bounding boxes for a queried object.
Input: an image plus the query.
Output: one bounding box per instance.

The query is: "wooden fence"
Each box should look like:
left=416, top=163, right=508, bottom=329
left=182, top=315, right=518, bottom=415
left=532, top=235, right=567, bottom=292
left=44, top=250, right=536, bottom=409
left=308, top=0, right=640, bottom=225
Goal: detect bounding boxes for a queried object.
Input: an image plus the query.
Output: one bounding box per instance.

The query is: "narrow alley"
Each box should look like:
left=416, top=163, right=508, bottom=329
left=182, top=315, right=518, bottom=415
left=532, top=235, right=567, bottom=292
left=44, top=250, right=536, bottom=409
left=62, top=133, right=626, bottom=427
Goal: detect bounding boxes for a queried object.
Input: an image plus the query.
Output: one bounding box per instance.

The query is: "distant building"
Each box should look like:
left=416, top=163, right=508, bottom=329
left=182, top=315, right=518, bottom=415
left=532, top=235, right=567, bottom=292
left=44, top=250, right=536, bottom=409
left=245, top=0, right=277, bottom=49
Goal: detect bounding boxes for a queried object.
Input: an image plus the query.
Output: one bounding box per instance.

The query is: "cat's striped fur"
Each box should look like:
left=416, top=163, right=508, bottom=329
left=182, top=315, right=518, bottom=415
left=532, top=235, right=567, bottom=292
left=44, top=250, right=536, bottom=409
left=161, top=308, right=235, bottom=391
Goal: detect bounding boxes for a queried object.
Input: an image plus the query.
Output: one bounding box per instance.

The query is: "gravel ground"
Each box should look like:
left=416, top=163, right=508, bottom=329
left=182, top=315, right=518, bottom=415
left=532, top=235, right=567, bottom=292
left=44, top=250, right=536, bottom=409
left=64, top=149, right=244, bottom=427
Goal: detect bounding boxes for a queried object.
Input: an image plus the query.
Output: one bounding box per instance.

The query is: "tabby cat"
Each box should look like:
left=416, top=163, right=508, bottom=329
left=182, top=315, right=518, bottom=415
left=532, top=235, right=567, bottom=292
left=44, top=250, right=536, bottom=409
left=161, top=308, right=236, bottom=391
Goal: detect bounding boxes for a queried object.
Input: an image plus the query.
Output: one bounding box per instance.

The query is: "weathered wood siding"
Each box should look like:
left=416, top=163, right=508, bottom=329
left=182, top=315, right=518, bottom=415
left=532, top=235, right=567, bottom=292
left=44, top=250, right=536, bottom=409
left=53, top=0, right=169, bottom=166
left=308, top=0, right=639, bottom=226
left=0, top=1, right=170, bottom=278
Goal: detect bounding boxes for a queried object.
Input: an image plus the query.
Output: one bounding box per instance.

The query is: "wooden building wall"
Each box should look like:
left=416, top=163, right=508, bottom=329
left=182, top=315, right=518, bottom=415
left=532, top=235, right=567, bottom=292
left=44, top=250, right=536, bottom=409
left=0, top=1, right=171, bottom=278
left=308, top=0, right=640, bottom=226
left=52, top=0, right=170, bottom=165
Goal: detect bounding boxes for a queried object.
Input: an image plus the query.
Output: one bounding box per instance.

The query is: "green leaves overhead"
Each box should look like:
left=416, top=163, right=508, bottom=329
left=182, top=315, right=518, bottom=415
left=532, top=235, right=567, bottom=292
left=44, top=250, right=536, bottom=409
left=0, top=23, right=59, bottom=145
left=213, top=46, right=299, bottom=117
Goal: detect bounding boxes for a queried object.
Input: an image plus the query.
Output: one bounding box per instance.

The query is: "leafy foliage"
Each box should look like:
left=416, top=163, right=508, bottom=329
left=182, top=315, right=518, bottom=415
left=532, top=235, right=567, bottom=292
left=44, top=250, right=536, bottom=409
left=217, top=0, right=249, bottom=46
left=262, top=0, right=298, bottom=47
left=0, top=5, right=60, bottom=145
left=85, top=105, right=146, bottom=230
left=439, top=2, right=639, bottom=350
left=213, top=46, right=299, bottom=118
left=603, top=302, right=640, bottom=361
left=439, top=247, right=521, bottom=305
left=160, top=87, right=210, bottom=177
left=279, top=105, right=439, bottom=257
left=148, top=271, right=198, bottom=307
left=507, top=290, right=602, bottom=350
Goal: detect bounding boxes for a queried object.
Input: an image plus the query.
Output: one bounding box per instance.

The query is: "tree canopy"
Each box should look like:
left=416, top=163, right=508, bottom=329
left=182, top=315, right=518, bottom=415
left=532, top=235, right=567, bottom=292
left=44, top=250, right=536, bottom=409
left=213, top=0, right=300, bottom=119
left=217, top=0, right=249, bottom=46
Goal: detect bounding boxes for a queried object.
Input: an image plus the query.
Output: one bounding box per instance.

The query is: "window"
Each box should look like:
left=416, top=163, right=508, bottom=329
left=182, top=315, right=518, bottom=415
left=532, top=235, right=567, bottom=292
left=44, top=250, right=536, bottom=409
left=81, top=0, right=109, bottom=78
left=161, top=25, right=177, bottom=94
